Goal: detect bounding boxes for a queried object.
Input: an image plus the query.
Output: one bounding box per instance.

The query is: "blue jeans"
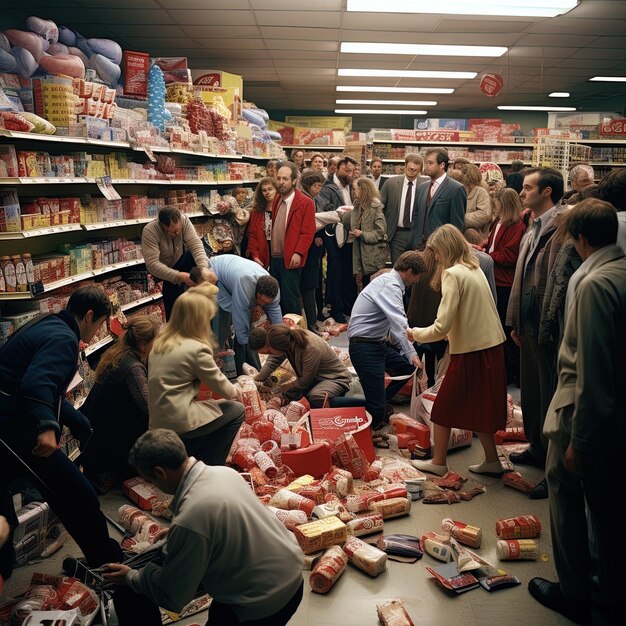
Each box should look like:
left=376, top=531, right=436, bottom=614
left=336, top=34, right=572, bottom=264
left=348, top=341, right=415, bottom=428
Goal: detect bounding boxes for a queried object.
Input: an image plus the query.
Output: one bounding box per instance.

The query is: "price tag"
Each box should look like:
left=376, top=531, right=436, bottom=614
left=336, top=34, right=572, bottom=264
left=96, top=176, right=122, bottom=201
left=143, top=146, right=157, bottom=162
left=29, top=280, right=45, bottom=296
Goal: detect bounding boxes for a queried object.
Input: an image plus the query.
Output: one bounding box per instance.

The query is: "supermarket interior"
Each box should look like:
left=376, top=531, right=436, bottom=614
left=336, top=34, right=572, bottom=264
left=0, top=1, right=624, bottom=625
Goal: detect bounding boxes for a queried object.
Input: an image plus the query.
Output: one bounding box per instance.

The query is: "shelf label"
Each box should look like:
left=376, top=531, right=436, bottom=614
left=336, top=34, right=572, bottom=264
left=142, top=146, right=157, bottom=162
left=96, top=175, right=122, bottom=200
left=29, top=280, right=45, bottom=296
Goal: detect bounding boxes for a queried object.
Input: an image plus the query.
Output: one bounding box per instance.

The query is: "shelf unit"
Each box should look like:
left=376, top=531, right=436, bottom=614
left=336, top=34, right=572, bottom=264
left=0, top=130, right=267, bottom=355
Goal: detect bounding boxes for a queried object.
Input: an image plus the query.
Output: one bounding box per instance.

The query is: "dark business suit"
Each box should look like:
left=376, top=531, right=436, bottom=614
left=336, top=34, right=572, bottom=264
left=380, top=174, right=429, bottom=262
left=410, top=174, right=466, bottom=250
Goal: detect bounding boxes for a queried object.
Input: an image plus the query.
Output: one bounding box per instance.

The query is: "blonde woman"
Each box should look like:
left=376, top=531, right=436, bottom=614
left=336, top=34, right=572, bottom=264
left=461, top=163, right=492, bottom=238
left=80, top=316, right=161, bottom=492
left=344, top=176, right=388, bottom=287
left=148, top=282, right=244, bottom=465
left=408, top=225, right=507, bottom=477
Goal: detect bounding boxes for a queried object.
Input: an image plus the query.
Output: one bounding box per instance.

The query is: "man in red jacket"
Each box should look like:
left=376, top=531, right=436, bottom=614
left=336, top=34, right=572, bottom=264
left=270, top=162, right=316, bottom=314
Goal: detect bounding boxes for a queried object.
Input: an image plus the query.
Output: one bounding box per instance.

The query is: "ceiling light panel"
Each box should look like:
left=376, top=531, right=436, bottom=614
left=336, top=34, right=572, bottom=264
left=589, top=76, right=626, bottom=82
left=498, top=105, right=577, bottom=111
left=346, top=0, right=578, bottom=18
left=337, top=86, right=454, bottom=94
left=336, top=99, right=437, bottom=105
left=341, top=42, right=507, bottom=57
left=339, top=69, right=477, bottom=79
left=549, top=92, right=570, bottom=97
left=335, top=109, right=429, bottom=114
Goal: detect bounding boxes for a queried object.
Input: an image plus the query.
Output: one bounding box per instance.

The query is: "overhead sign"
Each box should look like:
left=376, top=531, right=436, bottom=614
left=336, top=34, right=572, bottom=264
left=479, top=74, right=504, bottom=97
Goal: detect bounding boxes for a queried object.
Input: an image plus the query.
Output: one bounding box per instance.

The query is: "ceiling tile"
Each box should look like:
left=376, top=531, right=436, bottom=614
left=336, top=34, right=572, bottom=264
left=193, top=39, right=266, bottom=50
left=250, top=0, right=341, bottom=9
left=268, top=50, right=337, bottom=61
left=112, top=24, right=188, bottom=38
left=159, top=0, right=251, bottom=8
left=342, top=13, right=440, bottom=31
left=266, top=39, right=338, bottom=52
left=518, top=33, right=597, bottom=47
left=529, top=17, right=626, bottom=36
left=259, top=27, right=340, bottom=40
left=435, top=18, right=533, bottom=33
left=73, top=0, right=160, bottom=7
left=181, top=25, right=260, bottom=38
left=169, top=10, right=257, bottom=25
left=81, top=9, right=172, bottom=24
left=255, top=11, right=341, bottom=28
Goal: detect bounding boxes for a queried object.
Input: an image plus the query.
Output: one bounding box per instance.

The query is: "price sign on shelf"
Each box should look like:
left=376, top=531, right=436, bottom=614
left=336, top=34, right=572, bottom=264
left=96, top=176, right=122, bottom=201
left=600, top=119, right=626, bottom=136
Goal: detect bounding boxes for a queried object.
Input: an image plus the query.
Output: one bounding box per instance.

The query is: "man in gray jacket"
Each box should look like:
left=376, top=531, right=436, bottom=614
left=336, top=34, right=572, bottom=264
left=104, top=429, right=304, bottom=626
left=142, top=206, right=214, bottom=319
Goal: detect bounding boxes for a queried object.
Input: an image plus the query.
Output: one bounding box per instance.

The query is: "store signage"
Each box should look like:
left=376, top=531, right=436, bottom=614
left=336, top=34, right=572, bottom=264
left=600, top=118, right=626, bottom=136
left=413, top=130, right=460, bottom=142
left=193, top=72, right=222, bottom=87
left=479, top=74, right=504, bottom=97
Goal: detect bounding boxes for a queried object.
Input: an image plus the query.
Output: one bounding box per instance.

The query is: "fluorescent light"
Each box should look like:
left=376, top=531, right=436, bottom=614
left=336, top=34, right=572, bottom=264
left=335, top=109, right=428, bottom=115
left=346, top=0, right=578, bottom=17
left=339, top=69, right=477, bottom=79
left=337, top=85, right=455, bottom=94
left=336, top=99, right=437, bottom=106
left=498, top=105, right=576, bottom=111
left=549, top=92, right=570, bottom=97
left=341, top=42, right=507, bottom=57
left=589, top=76, right=626, bottom=82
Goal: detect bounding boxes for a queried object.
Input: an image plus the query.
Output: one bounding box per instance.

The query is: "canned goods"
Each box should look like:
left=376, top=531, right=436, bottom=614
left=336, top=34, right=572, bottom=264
left=496, top=539, right=540, bottom=560
left=495, top=514, right=541, bottom=539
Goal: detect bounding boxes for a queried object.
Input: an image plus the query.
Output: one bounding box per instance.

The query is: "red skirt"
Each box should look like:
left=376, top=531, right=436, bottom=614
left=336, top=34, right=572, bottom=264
left=430, top=344, right=507, bottom=433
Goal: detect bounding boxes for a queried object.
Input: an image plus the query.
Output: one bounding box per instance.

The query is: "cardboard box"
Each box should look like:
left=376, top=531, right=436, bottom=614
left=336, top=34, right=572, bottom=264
left=308, top=407, right=375, bottom=462
left=13, top=502, right=48, bottom=566
left=123, top=476, right=169, bottom=510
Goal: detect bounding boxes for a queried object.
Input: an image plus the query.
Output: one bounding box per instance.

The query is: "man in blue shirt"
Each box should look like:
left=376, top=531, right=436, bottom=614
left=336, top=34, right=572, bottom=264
left=347, top=251, right=426, bottom=432
left=206, top=255, right=282, bottom=374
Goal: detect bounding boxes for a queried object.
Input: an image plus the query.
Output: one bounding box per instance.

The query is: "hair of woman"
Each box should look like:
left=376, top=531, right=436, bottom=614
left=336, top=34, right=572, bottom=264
left=494, top=187, right=523, bottom=227
left=353, top=176, right=379, bottom=208
left=427, top=224, right=479, bottom=290
left=251, top=176, right=277, bottom=212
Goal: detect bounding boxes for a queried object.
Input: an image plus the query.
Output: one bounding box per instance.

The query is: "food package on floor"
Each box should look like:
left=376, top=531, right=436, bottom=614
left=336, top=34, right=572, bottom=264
left=494, top=427, right=527, bottom=444
left=342, top=536, right=387, bottom=577
left=282, top=313, right=306, bottom=329
left=12, top=502, right=49, bottom=566
left=122, top=476, right=170, bottom=511
left=379, top=457, right=423, bottom=483
left=239, top=377, right=264, bottom=422
left=495, top=515, right=541, bottom=539
left=285, top=474, right=316, bottom=491
left=369, top=497, right=411, bottom=520
left=441, top=518, right=482, bottom=549
left=253, top=449, right=278, bottom=478
left=375, top=534, right=423, bottom=559
left=319, top=466, right=353, bottom=497
left=362, top=457, right=383, bottom=481
left=20, top=609, right=82, bottom=625
left=333, top=432, right=370, bottom=479
left=501, top=471, right=536, bottom=495
left=269, top=488, right=315, bottom=517
left=345, top=513, right=384, bottom=537
left=377, top=599, right=415, bottom=626
left=309, top=545, right=349, bottom=594
left=267, top=506, right=308, bottom=532
left=389, top=413, right=431, bottom=449
left=294, top=516, right=348, bottom=555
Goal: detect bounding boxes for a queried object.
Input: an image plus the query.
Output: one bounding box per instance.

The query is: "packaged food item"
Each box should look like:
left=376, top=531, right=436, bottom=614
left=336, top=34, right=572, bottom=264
left=309, top=545, right=348, bottom=593
left=495, top=514, right=541, bottom=539
left=253, top=449, right=278, bottom=478
left=333, top=432, right=370, bottom=479
left=345, top=513, right=384, bottom=537
left=268, top=489, right=315, bottom=517
left=496, top=539, right=540, bottom=560
left=376, top=599, right=415, bottom=626
left=267, top=506, right=308, bottom=532
left=293, top=516, right=347, bottom=555
left=441, top=518, right=482, bottom=549
left=368, top=497, right=411, bottom=520
left=341, top=536, right=387, bottom=577
left=375, top=534, right=423, bottom=559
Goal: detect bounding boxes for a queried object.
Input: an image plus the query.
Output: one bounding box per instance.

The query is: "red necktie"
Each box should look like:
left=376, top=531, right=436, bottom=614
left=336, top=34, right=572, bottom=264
left=427, top=180, right=435, bottom=205
left=402, top=180, right=413, bottom=227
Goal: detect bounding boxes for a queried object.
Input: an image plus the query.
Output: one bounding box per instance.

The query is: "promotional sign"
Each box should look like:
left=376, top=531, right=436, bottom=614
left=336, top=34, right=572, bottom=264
left=479, top=74, right=504, bottom=97
left=191, top=69, right=243, bottom=111
left=600, top=118, right=626, bottom=136
left=286, top=115, right=352, bottom=133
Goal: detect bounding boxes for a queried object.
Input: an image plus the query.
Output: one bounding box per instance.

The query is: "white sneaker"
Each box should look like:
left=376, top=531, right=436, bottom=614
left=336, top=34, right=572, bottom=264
left=468, top=461, right=504, bottom=476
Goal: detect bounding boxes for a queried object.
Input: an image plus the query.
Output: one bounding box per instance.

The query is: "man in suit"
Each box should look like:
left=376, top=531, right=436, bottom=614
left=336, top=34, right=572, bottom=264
left=506, top=167, right=566, bottom=500
left=380, top=153, right=429, bottom=263
left=528, top=199, right=624, bottom=624
left=270, top=162, right=316, bottom=315
left=369, top=157, right=387, bottom=191
left=318, top=156, right=358, bottom=323
left=410, top=147, right=466, bottom=251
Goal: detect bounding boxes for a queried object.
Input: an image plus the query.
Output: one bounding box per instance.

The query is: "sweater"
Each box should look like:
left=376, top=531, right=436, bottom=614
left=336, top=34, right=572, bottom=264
left=464, top=185, right=492, bottom=237
left=141, top=214, right=208, bottom=285
left=148, top=339, right=238, bottom=435
left=127, top=462, right=303, bottom=619
left=411, top=264, right=505, bottom=354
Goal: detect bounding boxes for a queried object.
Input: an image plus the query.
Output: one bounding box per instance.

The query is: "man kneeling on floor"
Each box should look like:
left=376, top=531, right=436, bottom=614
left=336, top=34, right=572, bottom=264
left=104, top=429, right=304, bottom=626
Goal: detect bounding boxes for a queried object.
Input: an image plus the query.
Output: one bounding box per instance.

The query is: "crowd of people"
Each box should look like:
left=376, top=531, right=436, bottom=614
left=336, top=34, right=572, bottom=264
left=1, top=146, right=624, bottom=625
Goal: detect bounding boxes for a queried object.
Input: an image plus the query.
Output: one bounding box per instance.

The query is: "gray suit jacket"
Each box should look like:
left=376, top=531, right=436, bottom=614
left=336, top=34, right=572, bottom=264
left=410, top=175, right=466, bottom=249
left=380, top=174, right=429, bottom=241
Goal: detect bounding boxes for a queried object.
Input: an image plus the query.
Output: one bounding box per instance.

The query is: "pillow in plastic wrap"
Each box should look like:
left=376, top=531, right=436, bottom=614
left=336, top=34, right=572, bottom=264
left=19, top=111, right=56, bottom=134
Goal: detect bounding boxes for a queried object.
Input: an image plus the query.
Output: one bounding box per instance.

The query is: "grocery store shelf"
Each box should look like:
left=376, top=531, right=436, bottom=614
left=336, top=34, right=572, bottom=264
left=0, top=223, right=83, bottom=240
left=82, top=218, right=153, bottom=231
left=0, top=177, right=260, bottom=186
left=120, top=292, right=163, bottom=312
left=370, top=139, right=534, bottom=147
left=589, top=161, right=626, bottom=166
left=84, top=335, right=114, bottom=356
left=281, top=144, right=346, bottom=149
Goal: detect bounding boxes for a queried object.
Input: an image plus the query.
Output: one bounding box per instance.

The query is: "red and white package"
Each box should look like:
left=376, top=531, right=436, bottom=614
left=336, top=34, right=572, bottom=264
left=501, top=471, right=536, bottom=495
left=309, top=545, right=348, bottom=594
left=57, top=578, right=99, bottom=616
left=319, top=466, right=354, bottom=497
left=333, top=433, right=370, bottom=479
left=269, top=489, right=315, bottom=517
left=345, top=513, right=384, bottom=537
left=362, top=456, right=383, bottom=482
left=253, top=450, right=278, bottom=479
left=261, top=439, right=282, bottom=466
left=267, top=506, right=308, bottom=531
left=369, top=497, right=411, bottom=520
left=342, top=536, right=387, bottom=577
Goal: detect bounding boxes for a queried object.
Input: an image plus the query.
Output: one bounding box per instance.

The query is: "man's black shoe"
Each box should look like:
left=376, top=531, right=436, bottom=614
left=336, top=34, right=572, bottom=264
left=529, top=478, right=548, bottom=499
left=528, top=578, right=591, bottom=624
left=508, top=449, right=544, bottom=468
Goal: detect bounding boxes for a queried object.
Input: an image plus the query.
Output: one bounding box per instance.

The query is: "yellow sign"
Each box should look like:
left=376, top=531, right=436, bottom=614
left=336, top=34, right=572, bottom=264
left=286, top=116, right=352, bottom=133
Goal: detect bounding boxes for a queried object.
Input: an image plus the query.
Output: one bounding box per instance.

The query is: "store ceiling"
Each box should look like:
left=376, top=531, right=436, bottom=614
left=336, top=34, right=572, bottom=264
left=3, top=0, right=626, bottom=116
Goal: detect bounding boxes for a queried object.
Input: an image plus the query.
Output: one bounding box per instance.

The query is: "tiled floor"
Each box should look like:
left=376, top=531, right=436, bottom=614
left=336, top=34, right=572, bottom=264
left=4, top=331, right=593, bottom=625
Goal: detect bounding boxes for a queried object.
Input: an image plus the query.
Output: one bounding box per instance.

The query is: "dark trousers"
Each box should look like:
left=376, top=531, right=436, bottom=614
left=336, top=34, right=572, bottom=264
left=214, top=307, right=261, bottom=375
left=163, top=250, right=197, bottom=320
left=348, top=341, right=415, bottom=428
left=326, top=246, right=357, bottom=322
left=519, top=329, right=556, bottom=465
left=0, top=424, right=161, bottom=625
left=301, top=288, right=317, bottom=331
left=496, top=285, right=519, bottom=385
left=270, top=257, right=302, bottom=315
left=207, top=580, right=303, bottom=626
left=180, top=401, right=245, bottom=466
left=415, top=340, right=447, bottom=387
